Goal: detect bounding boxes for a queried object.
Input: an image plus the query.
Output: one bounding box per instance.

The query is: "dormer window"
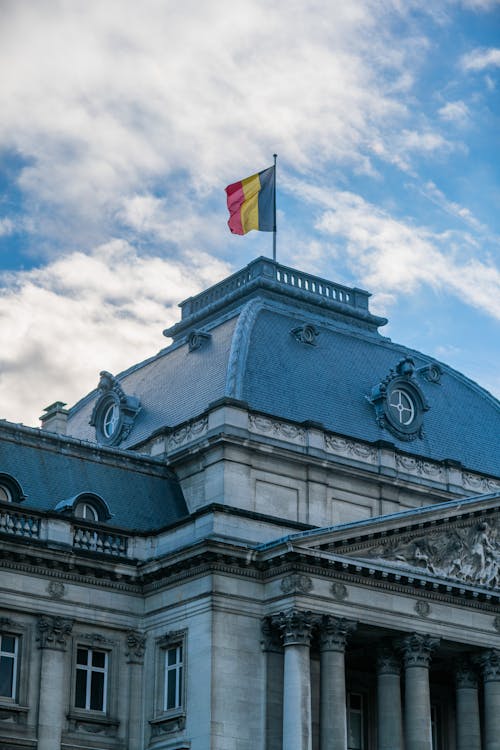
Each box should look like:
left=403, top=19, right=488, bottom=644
left=0, top=485, right=12, bottom=503
left=74, top=502, right=99, bottom=523
left=89, top=371, right=140, bottom=446
left=55, top=493, right=112, bottom=523
left=0, top=474, right=25, bottom=504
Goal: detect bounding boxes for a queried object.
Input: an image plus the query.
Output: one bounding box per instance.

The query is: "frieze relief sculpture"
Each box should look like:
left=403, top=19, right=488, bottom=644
left=354, top=518, right=500, bottom=589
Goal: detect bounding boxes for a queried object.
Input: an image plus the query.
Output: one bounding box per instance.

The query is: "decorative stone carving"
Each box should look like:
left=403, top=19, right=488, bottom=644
left=260, top=618, right=283, bottom=653
left=37, top=615, right=73, bottom=650
left=396, top=454, right=444, bottom=479
left=418, top=363, right=442, bottom=384
left=280, top=573, right=313, bottom=595
left=187, top=329, right=211, bottom=352
left=167, top=417, right=208, bottom=450
left=414, top=600, right=431, bottom=617
left=331, top=582, right=348, bottom=600
left=455, top=659, right=478, bottom=689
left=377, top=646, right=401, bottom=675
left=272, top=609, right=315, bottom=647
left=79, top=632, right=115, bottom=647
left=324, top=434, right=377, bottom=463
left=356, top=518, right=500, bottom=589
left=368, top=357, right=429, bottom=441
left=47, top=581, right=65, bottom=599
left=89, top=371, right=141, bottom=445
left=248, top=414, right=306, bottom=443
left=493, top=616, right=500, bottom=633
left=477, top=650, right=500, bottom=683
left=150, top=715, right=186, bottom=737
left=0, top=617, right=12, bottom=630
left=463, top=472, right=500, bottom=494
left=399, top=634, right=439, bottom=668
left=318, top=615, right=356, bottom=652
left=126, top=630, right=146, bottom=663
left=291, top=323, right=319, bottom=346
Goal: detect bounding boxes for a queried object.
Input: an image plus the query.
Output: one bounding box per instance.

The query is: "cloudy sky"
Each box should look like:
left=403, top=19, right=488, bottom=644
left=0, top=0, right=499, bottom=426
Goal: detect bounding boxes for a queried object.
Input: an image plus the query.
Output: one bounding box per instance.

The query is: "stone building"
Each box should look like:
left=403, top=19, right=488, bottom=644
left=0, top=256, right=499, bottom=750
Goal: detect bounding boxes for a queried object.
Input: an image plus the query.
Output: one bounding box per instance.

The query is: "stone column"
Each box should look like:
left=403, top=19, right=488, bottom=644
left=479, top=650, right=500, bottom=750
left=400, top=634, right=439, bottom=750
left=126, top=630, right=146, bottom=750
left=37, top=615, right=73, bottom=750
left=273, top=610, right=314, bottom=750
left=262, top=618, right=284, bottom=750
left=455, top=660, right=481, bottom=750
left=376, top=645, right=403, bottom=750
left=318, top=615, right=356, bottom=750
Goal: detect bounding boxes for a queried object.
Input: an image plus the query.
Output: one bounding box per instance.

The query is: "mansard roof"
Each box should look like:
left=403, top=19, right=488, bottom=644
left=65, top=257, right=500, bottom=479
left=0, top=421, right=187, bottom=531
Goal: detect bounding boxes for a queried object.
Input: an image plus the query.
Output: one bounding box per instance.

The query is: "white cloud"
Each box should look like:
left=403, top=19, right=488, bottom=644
left=0, top=218, right=14, bottom=237
left=0, top=241, right=230, bottom=426
left=297, top=186, right=500, bottom=321
left=461, top=47, right=500, bottom=71
left=438, top=100, right=470, bottom=124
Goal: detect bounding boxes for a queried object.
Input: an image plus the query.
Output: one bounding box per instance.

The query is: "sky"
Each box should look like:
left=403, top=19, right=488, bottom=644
left=0, top=0, right=499, bottom=427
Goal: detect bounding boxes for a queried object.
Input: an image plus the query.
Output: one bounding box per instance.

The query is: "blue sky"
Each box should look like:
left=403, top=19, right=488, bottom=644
left=0, top=0, right=499, bottom=426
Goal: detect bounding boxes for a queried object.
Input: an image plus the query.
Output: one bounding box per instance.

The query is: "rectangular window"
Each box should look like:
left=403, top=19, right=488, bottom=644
left=347, top=692, right=364, bottom=750
left=74, top=647, right=108, bottom=712
left=0, top=634, right=18, bottom=700
left=163, top=643, right=183, bottom=712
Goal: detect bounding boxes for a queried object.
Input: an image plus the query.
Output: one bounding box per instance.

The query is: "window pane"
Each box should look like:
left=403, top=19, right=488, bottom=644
left=350, top=693, right=361, bottom=710
left=166, top=669, right=177, bottom=709
left=0, top=656, right=14, bottom=697
left=348, top=712, right=362, bottom=750
left=92, top=650, right=106, bottom=668
left=77, top=648, right=88, bottom=665
left=1, top=636, right=16, bottom=653
left=90, top=671, right=105, bottom=711
left=75, top=668, right=87, bottom=708
left=167, top=647, right=178, bottom=666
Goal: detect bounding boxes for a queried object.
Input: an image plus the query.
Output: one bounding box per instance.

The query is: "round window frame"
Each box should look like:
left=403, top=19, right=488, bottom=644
left=384, top=380, right=425, bottom=437
left=94, top=394, right=123, bottom=445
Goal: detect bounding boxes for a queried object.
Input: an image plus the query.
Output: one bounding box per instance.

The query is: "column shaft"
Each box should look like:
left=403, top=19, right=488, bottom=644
left=36, top=616, right=73, bottom=750
left=320, top=649, right=346, bottom=750
left=377, top=649, right=402, bottom=750
left=401, top=634, right=438, bottom=750
left=455, top=662, right=481, bottom=750
left=283, top=643, right=312, bottom=750
left=481, top=651, right=500, bottom=750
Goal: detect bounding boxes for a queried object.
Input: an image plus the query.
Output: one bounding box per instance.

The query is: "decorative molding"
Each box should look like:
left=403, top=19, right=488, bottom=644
left=462, top=472, right=500, bottom=494
left=493, top=616, right=500, bottom=633
left=126, top=629, right=146, bottom=663
left=324, top=434, right=377, bottom=462
left=271, top=609, right=315, bottom=647
left=167, top=417, right=208, bottom=451
left=291, top=323, right=319, bottom=346
left=89, top=370, right=141, bottom=445
left=396, top=454, right=444, bottom=480
left=47, top=581, right=66, bottom=599
left=37, top=615, right=73, bottom=650
left=331, top=582, right=348, bottom=600
left=280, top=573, right=313, bottom=594
left=248, top=414, right=306, bottom=443
left=318, top=615, right=356, bottom=652
left=355, top=518, right=500, bottom=590
left=414, top=600, right=431, bottom=617
left=225, top=298, right=263, bottom=399
left=158, top=629, right=186, bottom=649
left=79, top=632, right=115, bottom=647
left=149, top=713, right=186, bottom=737
left=418, top=363, right=442, bottom=384
left=399, top=634, right=439, bottom=668
left=368, top=357, right=429, bottom=441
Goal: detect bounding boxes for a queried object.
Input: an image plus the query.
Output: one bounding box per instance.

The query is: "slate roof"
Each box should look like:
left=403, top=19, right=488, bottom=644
left=66, top=257, right=500, bottom=479
left=0, top=421, right=188, bottom=532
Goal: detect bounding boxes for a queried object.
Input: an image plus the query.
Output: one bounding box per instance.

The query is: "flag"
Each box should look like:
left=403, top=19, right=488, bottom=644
left=225, top=166, right=275, bottom=235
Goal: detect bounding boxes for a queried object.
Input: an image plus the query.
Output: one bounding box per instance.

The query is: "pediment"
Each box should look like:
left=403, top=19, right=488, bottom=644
left=293, top=493, right=500, bottom=591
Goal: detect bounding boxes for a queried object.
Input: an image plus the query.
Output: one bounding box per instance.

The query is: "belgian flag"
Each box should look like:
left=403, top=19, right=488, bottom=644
left=225, top=166, right=275, bottom=235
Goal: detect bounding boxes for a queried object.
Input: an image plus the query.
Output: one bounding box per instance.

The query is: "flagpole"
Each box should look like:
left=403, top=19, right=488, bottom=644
left=272, top=153, right=277, bottom=262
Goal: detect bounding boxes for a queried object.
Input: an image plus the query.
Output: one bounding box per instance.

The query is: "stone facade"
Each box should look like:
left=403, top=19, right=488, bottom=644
left=0, top=258, right=499, bottom=749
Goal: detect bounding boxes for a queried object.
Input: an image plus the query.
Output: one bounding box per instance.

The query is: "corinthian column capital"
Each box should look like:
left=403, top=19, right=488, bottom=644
left=477, top=649, right=500, bottom=682
left=271, top=609, right=314, bottom=647
left=37, top=615, right=73, bottom=650
left=455, top=658, right=478, bottom=689
left=377, top=645, right=401, bottom=675
left=400, top=633, right=439, bottom=668
left=318, top=614, right=356, bottom=652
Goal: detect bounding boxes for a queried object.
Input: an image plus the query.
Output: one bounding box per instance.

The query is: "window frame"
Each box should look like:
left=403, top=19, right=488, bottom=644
left=0, top=632, right=19, bottom=702
left=151, top=629, right=187, bottom=736
left=0, top=474, right=26, bottom=505
left=347, top=691, right=366, bottom=750
left=74, top=646, right=109, bottom=713
left=0, top=617, right=30, bottom=718
left=68, top=635, right=119, bottom=732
